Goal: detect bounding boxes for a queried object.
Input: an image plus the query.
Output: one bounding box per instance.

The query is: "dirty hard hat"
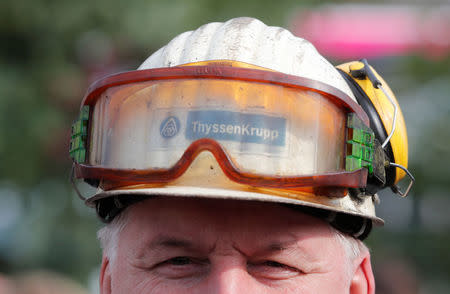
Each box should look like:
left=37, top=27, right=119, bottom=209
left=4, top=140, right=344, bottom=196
left=70, top=17, right=413, bottom=240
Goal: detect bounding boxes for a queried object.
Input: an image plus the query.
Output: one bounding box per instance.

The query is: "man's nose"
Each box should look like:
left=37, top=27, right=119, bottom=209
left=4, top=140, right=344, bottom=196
left=204, top=262, right=258, bottom=294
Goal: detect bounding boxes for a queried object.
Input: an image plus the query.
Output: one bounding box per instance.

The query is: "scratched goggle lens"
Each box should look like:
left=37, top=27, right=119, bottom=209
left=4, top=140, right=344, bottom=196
left=88, top=78, right=347, bottom=176
left=71, top=66, right=373, bottom=192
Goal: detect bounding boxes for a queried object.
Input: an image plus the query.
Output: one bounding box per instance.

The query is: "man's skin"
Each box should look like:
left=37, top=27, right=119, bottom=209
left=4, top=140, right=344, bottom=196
left=100, top=197, right=375, bottom=293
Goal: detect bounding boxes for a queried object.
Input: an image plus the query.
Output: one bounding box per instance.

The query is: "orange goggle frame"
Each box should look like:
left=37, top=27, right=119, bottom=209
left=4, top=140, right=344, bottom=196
left=70, top=65, right=373, bottom=196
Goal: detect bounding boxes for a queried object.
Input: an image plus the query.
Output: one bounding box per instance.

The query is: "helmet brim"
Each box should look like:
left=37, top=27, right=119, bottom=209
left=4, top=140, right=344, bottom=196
left=87, top=186, right=384, bottom=226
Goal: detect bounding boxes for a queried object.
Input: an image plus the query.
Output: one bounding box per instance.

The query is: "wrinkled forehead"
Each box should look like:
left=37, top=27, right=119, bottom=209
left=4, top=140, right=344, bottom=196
left=113, top=197, right=347, bottom=267
left=122, top=197, right=336, bottom=242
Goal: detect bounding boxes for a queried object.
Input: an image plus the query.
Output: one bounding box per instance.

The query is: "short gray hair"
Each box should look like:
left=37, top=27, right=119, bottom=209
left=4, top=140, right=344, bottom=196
left=332, top=226, right=369, bottom=280
left=97, top=208, right=130, bottom=263
left=333, top=226, right=368, bottom=261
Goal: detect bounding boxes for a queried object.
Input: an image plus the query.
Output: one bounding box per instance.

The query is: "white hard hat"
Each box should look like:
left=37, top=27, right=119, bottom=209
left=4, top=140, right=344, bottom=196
left=139, top=17, right=356, bottom=100
left=71, top=17, right=413, bottom=239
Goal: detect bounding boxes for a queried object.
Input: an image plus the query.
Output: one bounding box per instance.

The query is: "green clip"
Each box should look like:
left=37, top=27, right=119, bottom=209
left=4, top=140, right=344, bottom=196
left=345, top=113, right=375, bottom=174
left=69, top=106, right=90, bottom=163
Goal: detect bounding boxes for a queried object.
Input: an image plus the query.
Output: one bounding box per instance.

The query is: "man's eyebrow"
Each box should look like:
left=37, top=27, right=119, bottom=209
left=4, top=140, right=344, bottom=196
left=267, top=242, right=291, bottom=251
left=263, top=240, right=299, bottom=252
left=149, top=236, right=195, bottom=250
left=235, top=240, right=301, bottom=257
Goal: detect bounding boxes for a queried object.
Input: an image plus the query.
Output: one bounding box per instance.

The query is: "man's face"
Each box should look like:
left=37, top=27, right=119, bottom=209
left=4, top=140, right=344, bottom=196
left=101, top=198, right=373, bottom=293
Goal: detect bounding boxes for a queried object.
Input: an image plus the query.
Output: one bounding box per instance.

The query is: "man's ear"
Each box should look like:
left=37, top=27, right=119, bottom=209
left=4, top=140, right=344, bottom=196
left=350, top=252, right=375, bottom=294
left=100, top=255, right=112, bottom=294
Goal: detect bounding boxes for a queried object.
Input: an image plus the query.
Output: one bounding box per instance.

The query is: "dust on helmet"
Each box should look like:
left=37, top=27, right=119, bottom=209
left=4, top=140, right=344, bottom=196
left=70, top=17, right=414, bottom=239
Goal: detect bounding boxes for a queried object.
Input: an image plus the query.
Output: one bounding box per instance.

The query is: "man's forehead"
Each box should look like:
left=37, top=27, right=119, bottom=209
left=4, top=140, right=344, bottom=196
left=119, top=197, right=340, bottom=267
left=128, top=197, right=326, bottom=222
left=122, top=197, right=334, bottom=240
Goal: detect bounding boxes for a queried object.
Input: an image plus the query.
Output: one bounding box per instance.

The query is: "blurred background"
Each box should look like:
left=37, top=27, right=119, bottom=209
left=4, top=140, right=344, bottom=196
left=0, top=0, right=449, bottom=293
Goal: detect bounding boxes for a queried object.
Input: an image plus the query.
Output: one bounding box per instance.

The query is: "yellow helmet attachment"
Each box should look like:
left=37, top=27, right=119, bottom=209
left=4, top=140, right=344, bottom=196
left=337, top=59, right=414, bottom=197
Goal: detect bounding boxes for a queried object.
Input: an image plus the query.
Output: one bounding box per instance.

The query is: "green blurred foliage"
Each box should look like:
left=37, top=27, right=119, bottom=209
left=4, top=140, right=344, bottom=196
left=0, top=0, right=449, bottom=292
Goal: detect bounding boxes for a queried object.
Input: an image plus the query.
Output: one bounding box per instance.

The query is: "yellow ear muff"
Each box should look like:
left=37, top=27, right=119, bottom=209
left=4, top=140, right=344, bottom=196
left=337, top=60, right=408, bottom=186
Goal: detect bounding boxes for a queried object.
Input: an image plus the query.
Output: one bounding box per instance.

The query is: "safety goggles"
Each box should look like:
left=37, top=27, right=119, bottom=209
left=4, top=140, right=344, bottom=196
left=70, top=64, right=378, bottom=196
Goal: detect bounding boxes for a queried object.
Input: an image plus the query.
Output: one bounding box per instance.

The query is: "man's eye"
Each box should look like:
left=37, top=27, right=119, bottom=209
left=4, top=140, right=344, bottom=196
left=247, top=260, right=303, bottom=280
left=165, top=256, right=193, bottom=266
left=263, top=261, right=287, bottom=268
left=153, top=257, right=209, bottom=279
left=260, top=260, right=301, bottom=272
